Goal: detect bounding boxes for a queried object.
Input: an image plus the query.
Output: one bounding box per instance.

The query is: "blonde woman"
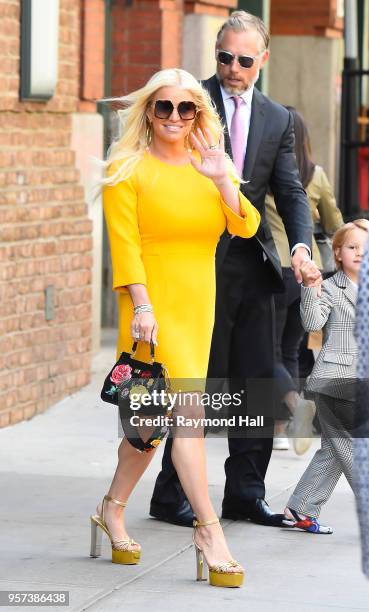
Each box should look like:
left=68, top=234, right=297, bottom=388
left=90, top=68, right=260, bottom=587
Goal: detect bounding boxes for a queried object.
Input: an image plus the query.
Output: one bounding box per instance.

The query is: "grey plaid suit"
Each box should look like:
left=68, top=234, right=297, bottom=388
left=302, top=271, right=358, bottom=401
left=287, top=271, right=356, bottom=518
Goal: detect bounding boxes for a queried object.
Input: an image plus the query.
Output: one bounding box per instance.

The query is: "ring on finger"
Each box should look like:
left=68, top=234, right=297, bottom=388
left=209, top=144, right=217, bottom=150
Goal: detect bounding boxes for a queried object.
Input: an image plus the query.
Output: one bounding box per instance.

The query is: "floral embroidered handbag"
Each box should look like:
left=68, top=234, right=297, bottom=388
left=100, top=341, right=172, bottom=453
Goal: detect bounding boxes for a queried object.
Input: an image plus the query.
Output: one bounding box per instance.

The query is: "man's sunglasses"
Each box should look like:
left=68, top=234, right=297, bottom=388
left=217, top=49, right=262, bottom=69
left=152, top=99, right=197, bottom=121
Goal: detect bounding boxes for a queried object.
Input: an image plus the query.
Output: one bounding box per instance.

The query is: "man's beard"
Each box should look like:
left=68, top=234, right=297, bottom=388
left=216, top=70, right=260, bottom=95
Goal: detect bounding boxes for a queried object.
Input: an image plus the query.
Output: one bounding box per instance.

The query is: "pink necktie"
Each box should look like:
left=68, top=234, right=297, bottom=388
left=230, top=96, right=246, bottom=176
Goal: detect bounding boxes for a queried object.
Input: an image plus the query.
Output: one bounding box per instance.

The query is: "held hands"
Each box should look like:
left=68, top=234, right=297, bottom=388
left=297, top=258, right=323, bottom=297
left=291, top=247, right=321, bottom=284
left=131, top=312, right=158, bottom=345
left=190, top=128, right=228, bottom=185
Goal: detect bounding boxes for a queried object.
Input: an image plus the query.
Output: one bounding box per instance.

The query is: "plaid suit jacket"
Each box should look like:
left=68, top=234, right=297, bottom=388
left=301, top=271, right=357, bottom=400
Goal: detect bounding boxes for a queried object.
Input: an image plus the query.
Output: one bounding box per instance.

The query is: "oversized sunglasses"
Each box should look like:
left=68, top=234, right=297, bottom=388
left=152, top=99, right=197, bottom=120
left=217, top=49, right=262, bottom=69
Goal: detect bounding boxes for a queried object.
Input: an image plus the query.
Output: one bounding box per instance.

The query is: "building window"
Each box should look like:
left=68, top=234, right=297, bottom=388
left=20, top=0, right=60, bottom=101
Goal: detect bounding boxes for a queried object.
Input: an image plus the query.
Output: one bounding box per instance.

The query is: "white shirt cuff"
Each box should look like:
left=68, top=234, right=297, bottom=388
left=291, top=243, right=311, bottom=258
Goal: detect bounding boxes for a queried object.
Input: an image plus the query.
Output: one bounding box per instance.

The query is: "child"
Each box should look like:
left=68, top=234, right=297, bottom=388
left=283, top=219, right=369, bottom=533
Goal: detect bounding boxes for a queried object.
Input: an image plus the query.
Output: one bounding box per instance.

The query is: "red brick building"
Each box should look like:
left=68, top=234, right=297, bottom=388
left=0, top=0, right=345, bottom=427
left=0, top=0, right=106, bottom=426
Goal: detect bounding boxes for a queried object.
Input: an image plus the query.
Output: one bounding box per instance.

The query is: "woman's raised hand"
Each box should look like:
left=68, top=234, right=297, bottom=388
left=190, top=128, right=228, bottom=184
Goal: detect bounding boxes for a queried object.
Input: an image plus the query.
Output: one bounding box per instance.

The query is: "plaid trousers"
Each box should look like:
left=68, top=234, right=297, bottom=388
left=288, top=393, right=353, bottom=518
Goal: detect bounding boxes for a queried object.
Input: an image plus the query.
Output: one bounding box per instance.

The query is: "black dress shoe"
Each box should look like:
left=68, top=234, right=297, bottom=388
left=150, top=499, right=195, bottom=527
left=222, top=498, right=286, bottom=527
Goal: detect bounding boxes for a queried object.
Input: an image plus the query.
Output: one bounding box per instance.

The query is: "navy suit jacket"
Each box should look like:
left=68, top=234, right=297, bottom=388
left=201, top=76, right=313, bottom=292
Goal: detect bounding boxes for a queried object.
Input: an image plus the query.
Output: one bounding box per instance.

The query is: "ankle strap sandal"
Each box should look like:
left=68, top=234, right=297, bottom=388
left=90, top=495, right=141, bottom=564
left=192, top=517, right=244, bottom=587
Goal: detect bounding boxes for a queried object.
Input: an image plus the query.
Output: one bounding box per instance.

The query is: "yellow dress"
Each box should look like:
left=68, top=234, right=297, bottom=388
left=103, top=152, right=260, bottom=383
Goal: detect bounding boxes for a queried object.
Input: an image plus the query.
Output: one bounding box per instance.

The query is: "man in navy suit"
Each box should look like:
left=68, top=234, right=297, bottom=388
left=150, top=10, right=321, bottom=527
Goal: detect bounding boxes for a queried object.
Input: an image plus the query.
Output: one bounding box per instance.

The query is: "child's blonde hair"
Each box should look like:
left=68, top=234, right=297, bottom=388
left=332, top=218, right=369, bottom=269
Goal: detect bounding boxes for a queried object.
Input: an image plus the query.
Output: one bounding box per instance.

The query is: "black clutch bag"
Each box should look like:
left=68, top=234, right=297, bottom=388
left=100, top=341, right=172, bottom=453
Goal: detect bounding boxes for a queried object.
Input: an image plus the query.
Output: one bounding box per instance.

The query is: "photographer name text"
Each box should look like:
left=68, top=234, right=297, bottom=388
left=129, top=415, right=264, bottom=428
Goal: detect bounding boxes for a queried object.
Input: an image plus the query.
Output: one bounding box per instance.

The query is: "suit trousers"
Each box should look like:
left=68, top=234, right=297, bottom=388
left=287, top=393, right=354, bottom=518
left=151, top=238, right=276, bottom=511
left=274, top=267, right=305, bottom=420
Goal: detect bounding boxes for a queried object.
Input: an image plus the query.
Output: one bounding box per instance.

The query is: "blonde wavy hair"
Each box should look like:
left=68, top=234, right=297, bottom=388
left=102, top=68, right=230, bottom=186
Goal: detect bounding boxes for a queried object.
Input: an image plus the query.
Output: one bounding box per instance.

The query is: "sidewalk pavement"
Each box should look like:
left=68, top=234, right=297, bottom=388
left=1, top=330, right=368, bottom=612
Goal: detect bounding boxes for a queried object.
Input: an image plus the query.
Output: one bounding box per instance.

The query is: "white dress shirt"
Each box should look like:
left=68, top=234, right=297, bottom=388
left=220, top=83, right=311, bottom=258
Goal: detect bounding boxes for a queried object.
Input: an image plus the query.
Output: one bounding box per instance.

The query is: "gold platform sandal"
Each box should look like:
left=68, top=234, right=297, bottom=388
left=193, top=518, right=244, bottom=588
left=90, top=495, right=141, bottom=564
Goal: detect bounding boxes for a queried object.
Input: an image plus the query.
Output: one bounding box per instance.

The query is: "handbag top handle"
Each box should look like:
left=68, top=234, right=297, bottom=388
left=130, top=340, right=155, bottom=364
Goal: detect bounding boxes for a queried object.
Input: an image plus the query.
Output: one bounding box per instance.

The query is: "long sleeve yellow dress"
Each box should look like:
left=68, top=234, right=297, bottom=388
left=103, top=152, right=260, bottom=384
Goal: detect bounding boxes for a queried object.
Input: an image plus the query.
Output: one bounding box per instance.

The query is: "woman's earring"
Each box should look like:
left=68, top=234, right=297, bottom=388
left=146, top=121, right=152, bottom=147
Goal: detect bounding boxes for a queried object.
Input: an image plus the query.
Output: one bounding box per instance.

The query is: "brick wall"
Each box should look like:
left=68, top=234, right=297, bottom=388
left=111, top=0, right=215, bottom=98
left=80, top=0, right=105, bottom=111
left=270, top=0, right=343, bottom=38
left=0, top=0, right=95, bottom=426
left=184, top=0, right=236, bottom=16
left=111, top=0, right=166, bottom=96
left=110, top=0, right=234, bottom=97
